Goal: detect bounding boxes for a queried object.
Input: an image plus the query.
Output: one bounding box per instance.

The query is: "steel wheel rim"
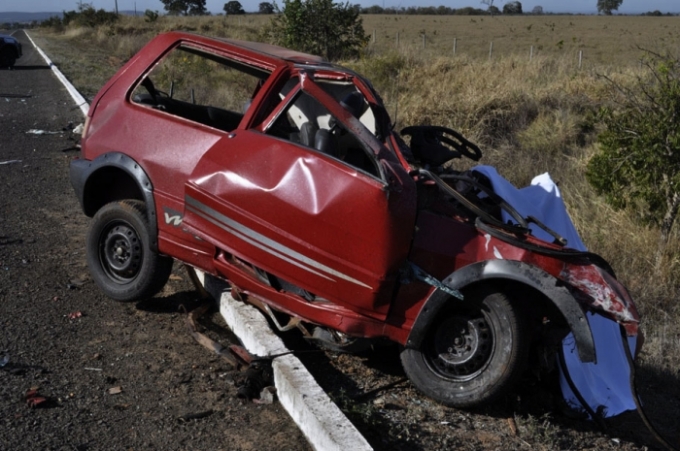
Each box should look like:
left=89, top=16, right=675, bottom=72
left=99, top=220, right=143, bottom=283
left=425, top=312, right=494, bottom=381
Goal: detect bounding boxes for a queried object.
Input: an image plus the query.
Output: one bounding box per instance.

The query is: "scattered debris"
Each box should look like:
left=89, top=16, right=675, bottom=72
left=108, top=386, right=122, bottom=395
left=353, top=378, right=408, bottom=401
left=72, top=123, right=84, bottom=134
left=169, top=274, right=183, bottom=281
left=178, top=410, right=214, bottom=422
left=254, top=386, right=277, bottom=405
left=25, top=129, right=62, bottom=135
left=0, top=354, right=8, bottom=367
left=184, top=302, right=241, bottom=368
left=66, top=278, right=87, bottom=289
left=0, top=160, right=21, bottom=165
left=507, top=417, right=518, bottom=436
left=83, top=367, right=103, bottom=372
left=235, top=359, right=273, bottom=401
left=67, top=311, right=82, bottom=319
left=25, top=388, right=47, bottom=408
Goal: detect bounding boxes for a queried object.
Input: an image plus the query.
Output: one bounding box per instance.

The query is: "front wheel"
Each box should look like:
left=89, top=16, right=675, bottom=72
left=86, top=200, right=173, bottom=302
left=401, top=288, right=528, bottom=408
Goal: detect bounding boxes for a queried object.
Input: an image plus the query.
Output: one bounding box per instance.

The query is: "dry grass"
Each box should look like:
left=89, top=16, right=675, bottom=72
left=31, top=13, right=680, bottom=373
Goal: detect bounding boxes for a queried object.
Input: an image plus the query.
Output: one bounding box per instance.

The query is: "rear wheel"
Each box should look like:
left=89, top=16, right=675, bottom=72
left=401, top=288, right=528, bottom=408
left=86, top=200, right=173, bottom=302
left=0, top=48, right=16, bottom=68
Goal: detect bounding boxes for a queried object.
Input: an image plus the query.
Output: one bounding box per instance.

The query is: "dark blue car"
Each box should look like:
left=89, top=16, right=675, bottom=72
left=0, top=34, right=22, bottom=68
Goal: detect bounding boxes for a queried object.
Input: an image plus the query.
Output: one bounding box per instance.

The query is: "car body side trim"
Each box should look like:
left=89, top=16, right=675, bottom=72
left=185, top=195, right=373, bottom=290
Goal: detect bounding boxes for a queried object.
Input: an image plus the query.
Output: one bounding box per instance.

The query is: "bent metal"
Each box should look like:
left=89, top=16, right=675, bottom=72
left=69, top=32, right=640, bottom=410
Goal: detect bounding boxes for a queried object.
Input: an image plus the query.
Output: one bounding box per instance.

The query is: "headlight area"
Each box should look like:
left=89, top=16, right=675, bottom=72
left=561, top=261, right=640, bottom=337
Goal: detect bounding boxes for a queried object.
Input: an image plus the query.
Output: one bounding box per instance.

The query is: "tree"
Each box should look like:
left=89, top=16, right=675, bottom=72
left=531, top=5, right=543, bottom=14
left=264, top=0, right=369, bottom=61
left=160, top=0, right=206, bottom=15
left=258, top=2, right=275, bottom=14
left=224, top=1, right=245, bottom=14
left=586, top=52, right=680, bottom=256
left=597, top=0, right=623, bottom=15
left=480, top=0, right=495, bottom=14
left=503, top=1, right=522, bottom=14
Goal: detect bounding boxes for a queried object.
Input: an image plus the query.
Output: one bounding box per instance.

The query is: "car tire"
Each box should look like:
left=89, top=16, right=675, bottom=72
left=401, top=288, right=528, bottom=408
left=0, top=49, right=15, bottom=68
left=86, top=200, right=173, bottom=302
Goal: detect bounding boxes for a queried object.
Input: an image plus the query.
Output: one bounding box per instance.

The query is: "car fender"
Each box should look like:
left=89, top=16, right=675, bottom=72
left=405, top=259, right=596, bottom=363
left=69, top=152, right=159, bottom=250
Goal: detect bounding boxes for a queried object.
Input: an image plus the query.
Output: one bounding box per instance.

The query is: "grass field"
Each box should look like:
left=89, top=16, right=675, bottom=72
left=31, top=12, right=680, bottom=422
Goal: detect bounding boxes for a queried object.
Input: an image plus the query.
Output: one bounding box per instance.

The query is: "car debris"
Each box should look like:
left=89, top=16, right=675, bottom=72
left=178, top=410, right=214, bottom=422
left=25, top=129, right=63, bottom=135
left=69, top=31, right=645, bottom=418
left=0, top=160, right=21, bottom=165
left=25, top=388, right=47, bottom=408
left=108, top=386, right=122, bottom=395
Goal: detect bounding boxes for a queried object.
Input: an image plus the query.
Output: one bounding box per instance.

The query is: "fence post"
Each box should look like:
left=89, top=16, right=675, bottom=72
left=373, top=29, right=376, bottom=44
left=453, top=37, right=457, bottom=55
left=422, top=34, right=426, bottom=49
left=489, top=41, right=493, bottom=60
left=578, top=50, right=583, bottom=69
left=396, top=32, right=399, bottom=48
left=530, top=45, right=534, bottom=61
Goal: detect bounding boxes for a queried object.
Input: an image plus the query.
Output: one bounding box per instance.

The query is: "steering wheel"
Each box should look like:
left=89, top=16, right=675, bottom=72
left=401, top=125, right=482, bottom=165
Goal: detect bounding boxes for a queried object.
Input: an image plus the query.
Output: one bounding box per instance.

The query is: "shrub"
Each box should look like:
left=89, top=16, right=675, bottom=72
left=263, top=0, right=369, bottom=61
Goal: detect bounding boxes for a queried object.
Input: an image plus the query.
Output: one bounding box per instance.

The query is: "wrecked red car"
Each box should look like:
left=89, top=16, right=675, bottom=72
left=70, top=32, right=640, bottom=409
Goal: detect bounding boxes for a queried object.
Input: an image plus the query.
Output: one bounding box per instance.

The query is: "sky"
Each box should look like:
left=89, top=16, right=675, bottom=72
left=1, top=0, right=678, bottom=15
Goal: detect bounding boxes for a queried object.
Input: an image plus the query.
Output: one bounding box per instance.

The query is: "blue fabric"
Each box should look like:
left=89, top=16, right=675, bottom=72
left=472, top=166, right=636, bottom=418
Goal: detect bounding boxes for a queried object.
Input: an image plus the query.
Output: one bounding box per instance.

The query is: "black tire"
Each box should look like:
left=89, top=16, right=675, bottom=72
left=401, top=288, right=528, bottom=408
left=0, top=48, right=16, bottom=68
left=86, top=200, right=173, bottom=302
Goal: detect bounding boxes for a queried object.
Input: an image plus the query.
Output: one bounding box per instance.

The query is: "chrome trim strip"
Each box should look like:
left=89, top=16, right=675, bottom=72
left=186, top=195, right=372, bottom=290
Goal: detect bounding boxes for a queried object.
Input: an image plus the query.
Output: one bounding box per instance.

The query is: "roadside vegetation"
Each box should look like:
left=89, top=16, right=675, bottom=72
left=29, top=11, right=680, bottom=448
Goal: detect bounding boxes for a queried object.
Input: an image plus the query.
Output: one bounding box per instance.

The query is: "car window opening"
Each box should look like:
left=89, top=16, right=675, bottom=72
left=266, top=90, right=380, bottom=178
left=130, top=45, right=271, bottom=133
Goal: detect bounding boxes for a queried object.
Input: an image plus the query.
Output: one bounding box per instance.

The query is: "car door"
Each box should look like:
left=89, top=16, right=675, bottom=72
left=182, top=73, right=416, bottom=319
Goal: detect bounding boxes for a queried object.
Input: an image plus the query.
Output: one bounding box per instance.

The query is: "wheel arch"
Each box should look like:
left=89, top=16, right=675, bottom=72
left=405, top=259, right=596, bottom=363
left=70, top=152, right=159, bottom=250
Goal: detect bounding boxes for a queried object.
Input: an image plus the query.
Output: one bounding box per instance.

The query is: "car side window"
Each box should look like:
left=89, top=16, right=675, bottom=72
left=131, top=45, right=271, bottom=133
left=265, top=91, right=380, bottom=178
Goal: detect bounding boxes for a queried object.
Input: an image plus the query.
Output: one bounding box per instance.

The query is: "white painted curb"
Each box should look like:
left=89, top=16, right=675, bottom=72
left=196, top=271, right=373, bottom=451
left=22, top=30, right=90, bottom=117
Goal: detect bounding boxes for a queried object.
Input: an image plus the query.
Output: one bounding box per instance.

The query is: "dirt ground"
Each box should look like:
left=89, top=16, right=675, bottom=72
left=1, top=29, right=678, bottom=451
left=0, top=31, right=311, bottom=451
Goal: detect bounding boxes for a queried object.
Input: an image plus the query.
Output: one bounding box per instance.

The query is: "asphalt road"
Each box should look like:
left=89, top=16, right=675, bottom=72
left=0, top=30, right=310, bottom=451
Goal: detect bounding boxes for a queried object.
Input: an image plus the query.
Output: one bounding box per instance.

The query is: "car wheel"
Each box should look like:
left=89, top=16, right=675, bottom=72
left=401, top=288, right=528, bottom=408
left=0, top=49, right=15, bottom=68
left=86, top=200, right=173, bottom=302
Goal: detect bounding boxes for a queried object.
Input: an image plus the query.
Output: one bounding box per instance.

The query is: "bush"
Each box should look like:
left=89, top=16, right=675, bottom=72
left=587, top=51, right=680, bottom=249
left=144, top=10, right=159, bottom=23
left=62, top=6, right=119, bottom=28
left=263, top=0, right=369, bottom=61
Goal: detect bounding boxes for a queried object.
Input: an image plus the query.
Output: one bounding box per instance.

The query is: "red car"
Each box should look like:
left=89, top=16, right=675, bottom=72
left=70, top=32, right=640, bottom=408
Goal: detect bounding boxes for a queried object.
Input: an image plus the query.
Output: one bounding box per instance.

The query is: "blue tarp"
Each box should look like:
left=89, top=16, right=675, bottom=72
left=472, top=166, right=637, bottom=418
